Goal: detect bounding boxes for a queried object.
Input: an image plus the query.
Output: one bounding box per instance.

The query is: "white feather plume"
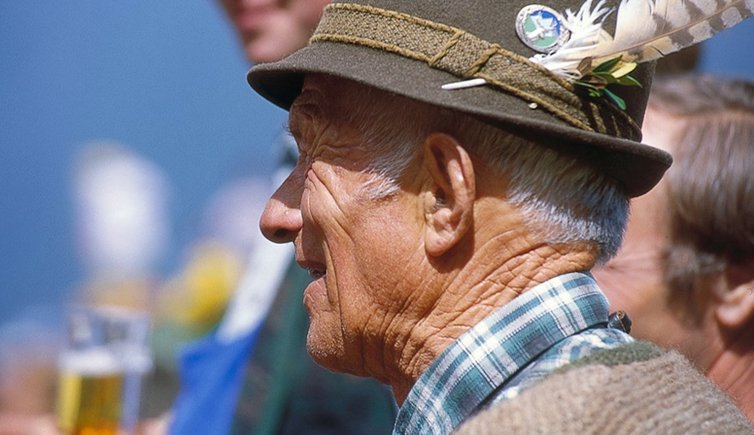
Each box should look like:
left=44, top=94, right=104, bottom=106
left=533, top=0, right=754, bottom=79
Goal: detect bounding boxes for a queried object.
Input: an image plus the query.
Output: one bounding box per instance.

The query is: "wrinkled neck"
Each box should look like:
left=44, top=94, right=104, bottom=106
left=385, top=240, right=598, bottom=405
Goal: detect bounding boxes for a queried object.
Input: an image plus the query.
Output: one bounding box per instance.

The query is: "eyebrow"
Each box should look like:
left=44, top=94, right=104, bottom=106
left=291, top=79, right=328, bottom=116
left=288, top=81, right=331, bottom=142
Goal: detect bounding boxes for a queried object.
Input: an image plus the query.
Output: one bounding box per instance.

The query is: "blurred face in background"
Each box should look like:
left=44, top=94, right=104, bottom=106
left=594, top=109, right=711, bottom=360
left=218, top=0, right=332, bottom=63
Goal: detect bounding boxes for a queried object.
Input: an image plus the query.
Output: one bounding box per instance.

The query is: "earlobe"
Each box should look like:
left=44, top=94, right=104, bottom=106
left=715, top=279, right=754, bottom=331
left=421, top=133, right=476, bottom=257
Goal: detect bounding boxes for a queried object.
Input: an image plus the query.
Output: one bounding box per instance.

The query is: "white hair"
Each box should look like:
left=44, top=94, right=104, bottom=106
left=339, top=83, right=628, bottom=263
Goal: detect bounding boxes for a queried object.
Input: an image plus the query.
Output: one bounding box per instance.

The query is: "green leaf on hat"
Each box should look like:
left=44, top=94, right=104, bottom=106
left=603, top=88, right=627, bottom=111
left=574, top=56, right=641, bottom=110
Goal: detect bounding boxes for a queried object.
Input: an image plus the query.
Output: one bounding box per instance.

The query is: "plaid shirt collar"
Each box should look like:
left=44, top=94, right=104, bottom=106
left=393, top=272, right=614, bottom=434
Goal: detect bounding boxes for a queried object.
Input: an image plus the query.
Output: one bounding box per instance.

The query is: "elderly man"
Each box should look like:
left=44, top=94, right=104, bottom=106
left=249, top=0, right=752, bottom=432
left=596, top=75, right=754, bottom=421
left=167, top=1, right=396, bottom=434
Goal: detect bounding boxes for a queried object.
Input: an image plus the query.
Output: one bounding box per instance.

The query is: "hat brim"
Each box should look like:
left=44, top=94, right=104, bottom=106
left=248, top=41, right=671, bottom=197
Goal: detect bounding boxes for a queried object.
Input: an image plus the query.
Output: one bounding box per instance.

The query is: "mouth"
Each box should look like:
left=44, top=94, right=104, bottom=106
left=297, top=256, right=327, bottom=281
left=232, top=6, right=275, bottom=32
left=305, top=266, right=326, bottom=280
left=299, top=258, right=327, bottom=310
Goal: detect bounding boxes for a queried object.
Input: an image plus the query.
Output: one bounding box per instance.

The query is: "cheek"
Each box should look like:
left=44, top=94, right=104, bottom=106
left=303, top=164, right=362, bottom=231
left=292, top=0, right=328, bottom=26
left=242, top=14, right=306, bottom=61
left=353, top=208, right=419, bottom=301
left=621, top=283, right=665, bottom=318
left=305, top=164, right=417, bottom=300
left=601, top=271, right=648, bottom=312
left=303, top=165, right=363, bottom=284
left=603, top=266, right=671, bottom=334
left=628, top=284, right=686, bottom=347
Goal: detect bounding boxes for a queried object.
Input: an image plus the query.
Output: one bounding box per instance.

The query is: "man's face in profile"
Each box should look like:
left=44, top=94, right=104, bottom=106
left=260, top=76, right=427, bottom=378
left=218, top=0, right=331, bottom=63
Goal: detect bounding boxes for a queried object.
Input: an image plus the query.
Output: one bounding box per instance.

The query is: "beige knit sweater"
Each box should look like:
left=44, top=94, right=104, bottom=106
left=455, top=342, right=753, bottom=434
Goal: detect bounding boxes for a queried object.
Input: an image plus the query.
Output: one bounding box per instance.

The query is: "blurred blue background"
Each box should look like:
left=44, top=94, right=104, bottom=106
left=0, top=1, right=286, bottom=324
left=0, top=2, right=752, bottom=325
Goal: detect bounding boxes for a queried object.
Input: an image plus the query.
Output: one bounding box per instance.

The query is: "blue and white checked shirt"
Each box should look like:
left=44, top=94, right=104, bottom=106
left=393, top=272, right=632, bottom=435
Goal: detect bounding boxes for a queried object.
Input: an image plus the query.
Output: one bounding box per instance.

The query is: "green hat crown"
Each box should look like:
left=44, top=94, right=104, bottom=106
left=249, top=0, right=673, bottom=197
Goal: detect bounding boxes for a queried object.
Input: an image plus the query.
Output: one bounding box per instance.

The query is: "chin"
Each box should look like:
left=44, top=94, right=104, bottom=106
left=245, top=46, right=278, bottom=65
left=305, top=323, right=366, bottom=377
left=244, top=38, right=300, bottom=64
left=306, top=330, right=343, bottom=371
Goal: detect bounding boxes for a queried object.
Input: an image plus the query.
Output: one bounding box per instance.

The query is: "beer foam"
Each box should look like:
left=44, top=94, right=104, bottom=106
left=58, top=347, right=122, bottom=376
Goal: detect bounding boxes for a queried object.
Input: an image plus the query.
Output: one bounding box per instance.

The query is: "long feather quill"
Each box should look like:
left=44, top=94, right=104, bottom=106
left=595, top=0, right=754, bottom=63
left=534, top=0, right=754, bottom=79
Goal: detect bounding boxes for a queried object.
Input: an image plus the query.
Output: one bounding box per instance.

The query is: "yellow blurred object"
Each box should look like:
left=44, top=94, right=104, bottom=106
left=157, top=241, right=243, bottom=331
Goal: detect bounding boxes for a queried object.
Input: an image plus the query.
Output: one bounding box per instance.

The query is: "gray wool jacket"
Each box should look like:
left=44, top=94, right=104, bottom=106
left=455, top=342, right=753, bottom=435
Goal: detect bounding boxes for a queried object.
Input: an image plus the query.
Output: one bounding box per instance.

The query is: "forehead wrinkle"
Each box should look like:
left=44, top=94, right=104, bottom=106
left=289, top=83, right=330, bottom=139
left=289, top=75, right=345, bottom=132
left=297, top=75, right=364, bottom=125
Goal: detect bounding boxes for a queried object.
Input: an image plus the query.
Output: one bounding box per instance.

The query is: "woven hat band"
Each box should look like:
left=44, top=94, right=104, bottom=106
left=311, top=3, right=642, bottom=140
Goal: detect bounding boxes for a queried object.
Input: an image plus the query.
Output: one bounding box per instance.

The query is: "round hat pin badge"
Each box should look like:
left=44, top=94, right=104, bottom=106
left=515, top=4, right=571, bottom=53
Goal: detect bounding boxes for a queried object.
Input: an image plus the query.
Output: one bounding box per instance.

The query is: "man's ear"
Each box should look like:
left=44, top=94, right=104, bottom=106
left=421, top=133, right=476, bottom=257
left=715, top=262, right=754, bottom=331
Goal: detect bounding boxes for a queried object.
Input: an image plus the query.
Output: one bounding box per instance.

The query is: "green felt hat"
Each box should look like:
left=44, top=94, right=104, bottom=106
left=248, top=0, right=672, bottom=197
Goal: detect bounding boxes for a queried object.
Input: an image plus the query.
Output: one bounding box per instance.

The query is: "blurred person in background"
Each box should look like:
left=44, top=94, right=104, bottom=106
left=166, top=0, right=396, bottom=434
left=595, top=75, right=754, bottom=421
left=218, top=0, right=329, bottom=63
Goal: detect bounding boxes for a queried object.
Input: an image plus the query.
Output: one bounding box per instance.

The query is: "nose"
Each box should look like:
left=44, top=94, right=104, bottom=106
left=259, top=170, right=303, bottom=243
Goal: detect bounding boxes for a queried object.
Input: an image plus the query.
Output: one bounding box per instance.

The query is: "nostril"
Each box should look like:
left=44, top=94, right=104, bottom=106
left=259, top=193, right=302, bottom=243
left=274, top=229, right=289, bottom=241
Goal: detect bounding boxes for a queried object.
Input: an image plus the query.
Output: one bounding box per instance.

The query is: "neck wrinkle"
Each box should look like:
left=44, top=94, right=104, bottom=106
left=388, top=240, right=598, bottom=405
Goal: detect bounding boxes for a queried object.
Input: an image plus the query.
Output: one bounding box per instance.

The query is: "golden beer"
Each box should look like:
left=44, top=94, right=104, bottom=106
left=57, top=306, right=152, bottom=435
left=56, top=350, right=125, bottom=435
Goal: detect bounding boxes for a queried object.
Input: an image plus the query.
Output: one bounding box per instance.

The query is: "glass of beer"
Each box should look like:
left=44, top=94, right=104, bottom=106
left=55, top=305, right=152, bottom=435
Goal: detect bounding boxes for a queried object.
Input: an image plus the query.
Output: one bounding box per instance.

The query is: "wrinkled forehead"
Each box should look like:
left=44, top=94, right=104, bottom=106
left=289, top=75, right=350, bottom=127
left=289, top=76, right=326, bottom=128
